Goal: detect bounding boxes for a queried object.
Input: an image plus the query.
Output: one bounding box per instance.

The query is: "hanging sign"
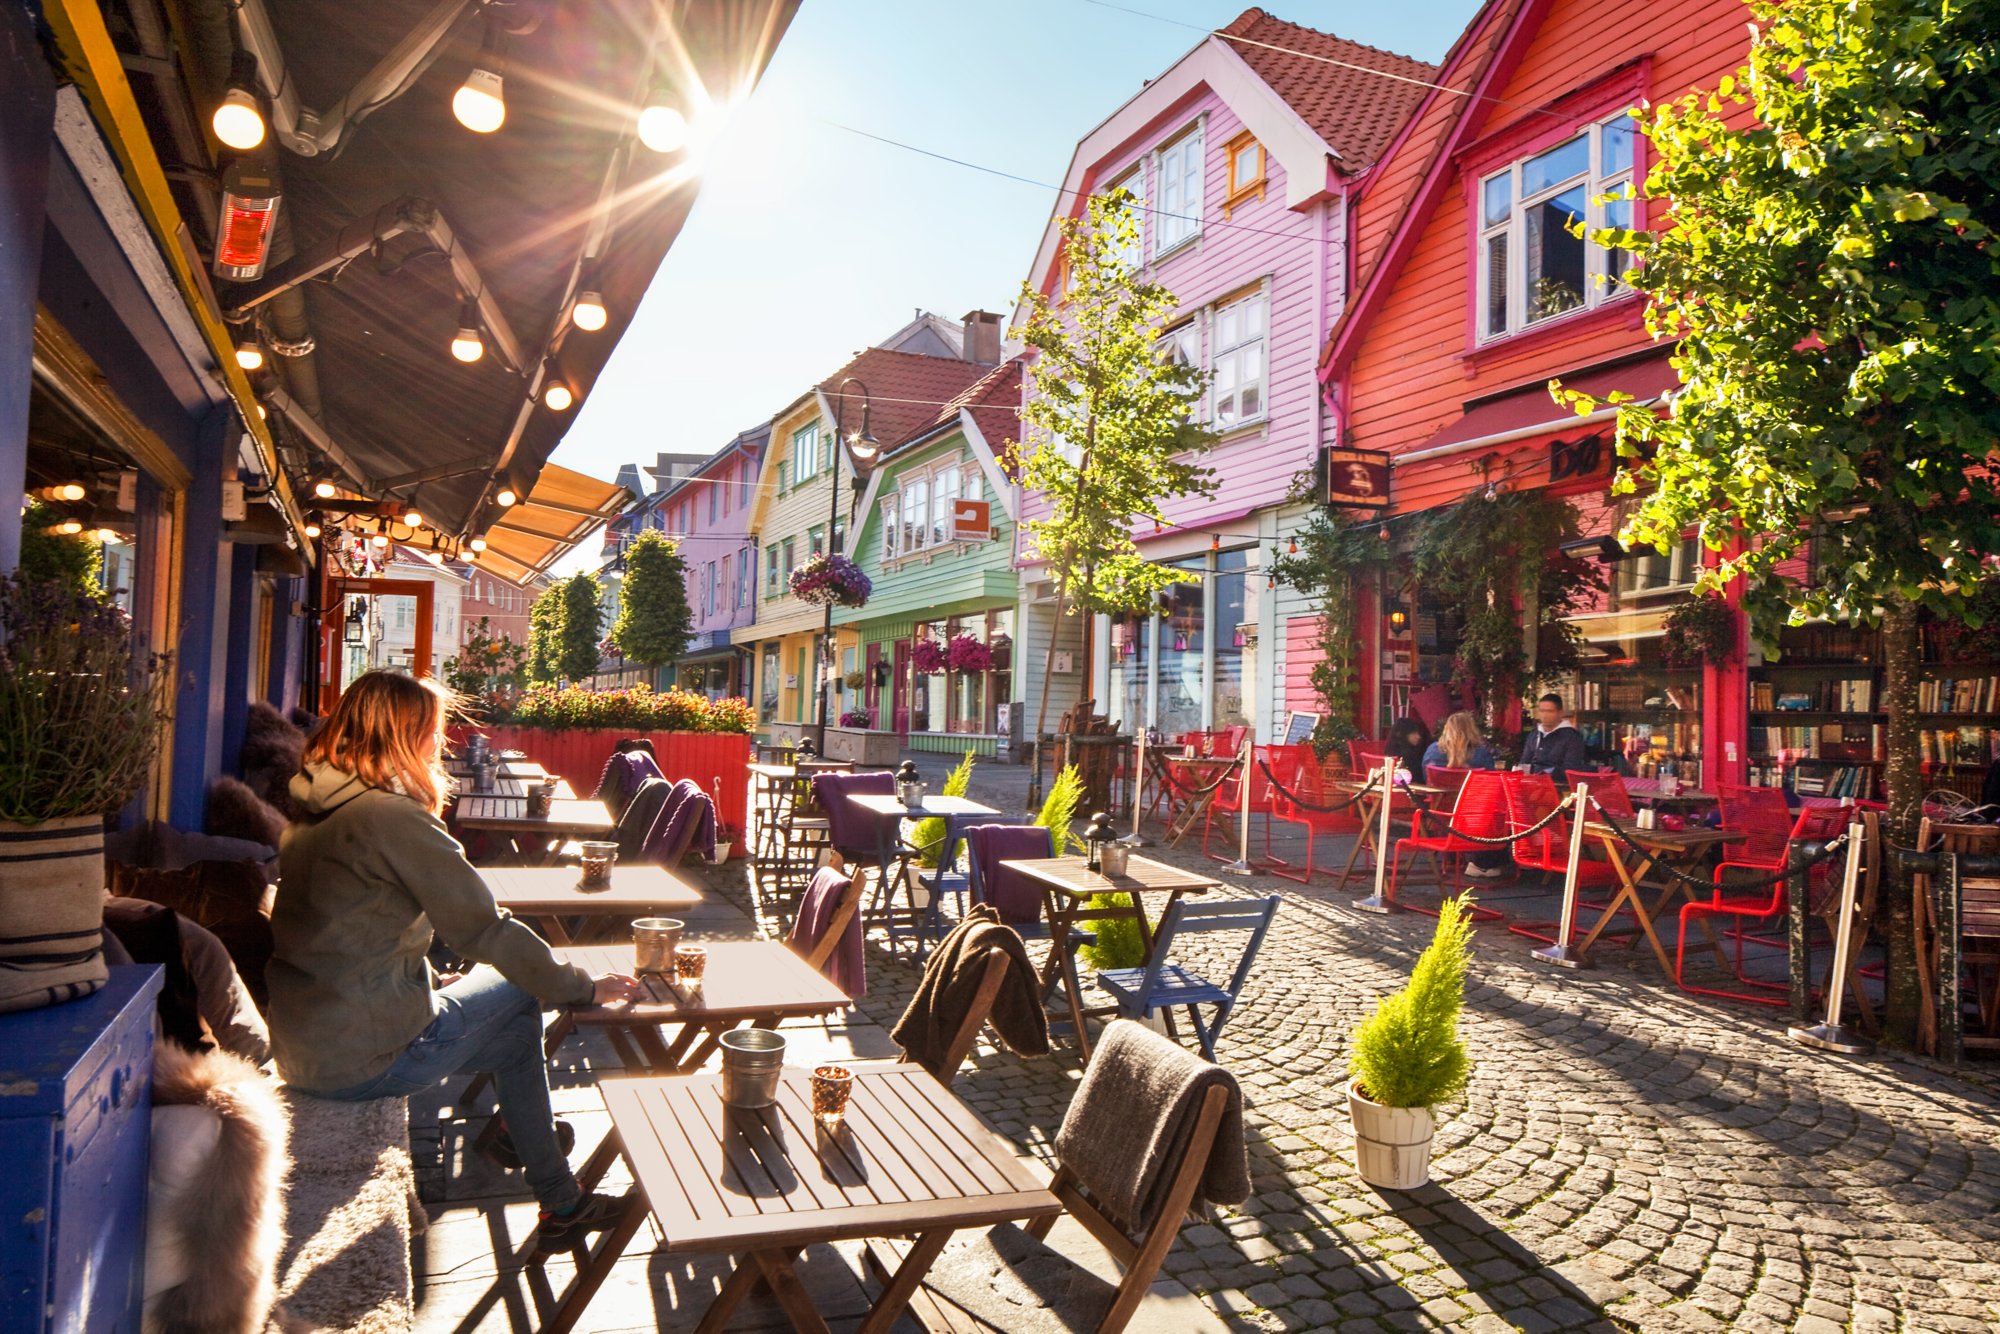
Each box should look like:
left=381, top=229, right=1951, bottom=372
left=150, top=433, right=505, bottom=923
left=1322, top=447, right=1392, bottom=509
left=951, top=498, right=993, bottom=542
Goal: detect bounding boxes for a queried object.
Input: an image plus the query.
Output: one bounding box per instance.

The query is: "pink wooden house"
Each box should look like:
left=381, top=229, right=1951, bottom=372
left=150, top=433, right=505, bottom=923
left=649, top=423, right=767, bottom=699
left=1011, top=8, right=1432, bottom=745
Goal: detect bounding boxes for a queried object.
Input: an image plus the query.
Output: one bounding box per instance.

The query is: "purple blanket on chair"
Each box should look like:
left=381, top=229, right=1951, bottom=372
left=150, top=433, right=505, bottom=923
left=789, top=865, right=865, bottom=998
left=964, top=824, right=1055, bottom=925
left=812, top=770, right=899, bottom=861
left=642, top=780, right=715, bottom=865
left=593, top=751, right=665, bottom=818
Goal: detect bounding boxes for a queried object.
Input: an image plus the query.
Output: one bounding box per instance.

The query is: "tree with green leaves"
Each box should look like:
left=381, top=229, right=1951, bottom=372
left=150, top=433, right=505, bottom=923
left=1012, top=190, right=1218, bottom=742
left=525, top=585, right=562, bottom=685
left=1565, top=0, right=2000, bottom=1043
left=555, top=572, right=604, bottom=685
left=611, top=530, right=694, bottom=669
left=442, top=616, right=527, bottom=716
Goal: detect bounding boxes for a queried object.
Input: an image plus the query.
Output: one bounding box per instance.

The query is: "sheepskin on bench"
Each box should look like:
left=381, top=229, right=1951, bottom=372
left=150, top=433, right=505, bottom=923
left=269, top=1091, right=415, bottom=1334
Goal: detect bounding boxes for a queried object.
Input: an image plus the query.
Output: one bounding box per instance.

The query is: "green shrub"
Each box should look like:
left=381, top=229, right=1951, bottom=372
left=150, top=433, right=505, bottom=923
left=1348, top=895, right=1474, bottom=1109
left=1035, top=763, right=1084, bottom=855
left=1078, top=893, right=1147, bottom=970
left=913, top=750, right=974, bottom=868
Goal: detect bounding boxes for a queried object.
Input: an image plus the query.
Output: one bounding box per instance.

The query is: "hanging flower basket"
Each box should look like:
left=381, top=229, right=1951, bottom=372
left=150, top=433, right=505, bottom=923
left=946, top=633, right=993, bottom=673
left=789, top=554, right=872, bottom=608
left=1661, top=594, right=1736, bottom=668
left=911, top=637, right=947, bottom=675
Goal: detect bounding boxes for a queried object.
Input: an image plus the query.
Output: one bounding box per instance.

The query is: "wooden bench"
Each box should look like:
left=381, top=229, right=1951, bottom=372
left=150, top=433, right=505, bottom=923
left=269, top=1091, right=416, bottom=1334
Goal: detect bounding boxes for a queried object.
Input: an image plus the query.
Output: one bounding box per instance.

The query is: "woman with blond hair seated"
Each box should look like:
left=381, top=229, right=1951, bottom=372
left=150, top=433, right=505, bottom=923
left=268, top=671, right=643, bottom=1251
left=1422, top=710, right=1506, bottom=880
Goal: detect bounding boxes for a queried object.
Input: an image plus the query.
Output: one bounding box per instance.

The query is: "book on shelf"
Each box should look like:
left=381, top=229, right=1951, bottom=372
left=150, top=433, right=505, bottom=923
left=1920, top=727, right=1999, bottom=766
left=1749, top=760, right=1877, bottom=800
left=1749, top=676, right=1875, bottom=712
left=1917, top=674, right=1999, bottom=714
left=1754, top=721, right=1877, bottom=762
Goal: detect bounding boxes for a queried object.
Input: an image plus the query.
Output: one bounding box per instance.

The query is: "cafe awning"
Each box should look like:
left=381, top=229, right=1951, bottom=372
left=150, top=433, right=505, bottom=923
left=1408, top=349, right=1681, bottom=461
left=473, top=463, right=628, bottom=585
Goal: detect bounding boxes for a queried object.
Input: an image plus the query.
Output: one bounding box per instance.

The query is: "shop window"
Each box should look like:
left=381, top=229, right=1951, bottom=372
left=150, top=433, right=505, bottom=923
left=1477, top=114, right=1638, bottom=340
left=1616, top=535, right=1701, bottom=599
left=760, top=646, right=780, bottom=721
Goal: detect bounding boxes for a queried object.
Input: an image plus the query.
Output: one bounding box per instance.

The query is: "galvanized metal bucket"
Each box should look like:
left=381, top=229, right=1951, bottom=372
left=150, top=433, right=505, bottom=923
left=719, top=1027, right=786, bottom=1108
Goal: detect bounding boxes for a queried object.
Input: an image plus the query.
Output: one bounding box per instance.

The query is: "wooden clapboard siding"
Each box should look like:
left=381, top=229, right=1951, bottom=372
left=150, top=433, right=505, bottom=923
left=1337, top=0, right=1755, bottom=506
left=1016, top=595, right=1086, bottom=734
left=839, top=422, right=1017, bottom=628
left=1284, top=614, right=1324, bottom=717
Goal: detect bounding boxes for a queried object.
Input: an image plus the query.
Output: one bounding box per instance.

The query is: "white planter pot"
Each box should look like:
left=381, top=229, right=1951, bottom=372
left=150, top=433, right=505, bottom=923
left=0, top=816, right=108, bottom=1013
left=708, top=842, right=732, bottom=866
left=1347, top=1078, right=1435, bottom=1190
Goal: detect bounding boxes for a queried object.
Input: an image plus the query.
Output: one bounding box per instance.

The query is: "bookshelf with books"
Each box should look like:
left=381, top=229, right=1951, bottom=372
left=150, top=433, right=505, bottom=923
left=1745, top=624, right=1884, bottom=799
left=1918, top=619, right=2000, bottom=801
left=1568, top=635, right=1702, bottom=777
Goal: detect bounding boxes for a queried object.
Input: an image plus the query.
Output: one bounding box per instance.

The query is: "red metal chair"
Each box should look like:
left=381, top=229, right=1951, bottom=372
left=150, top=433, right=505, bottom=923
left=1503, top=771, right=1623, bottom=947
left=1270, top=751, right=1362, bottom=884
left=1585, top=771, right=1637, bottom=820
left=1348, top=740, right=1417, bottom=835
left=1204, top=744, right=1294, bottom=867
left=1391, top=770, right=1509, bottom=917
left=1676, top=800, right=1849, bottom=1005
left=1424, top=765, right=1473, bottom=814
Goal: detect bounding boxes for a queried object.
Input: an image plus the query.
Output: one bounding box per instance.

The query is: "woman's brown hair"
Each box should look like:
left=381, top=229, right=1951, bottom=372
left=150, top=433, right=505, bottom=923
left=1437, top=711, right=1486, bottom=769
left=303, top=671, right=457, bottom=814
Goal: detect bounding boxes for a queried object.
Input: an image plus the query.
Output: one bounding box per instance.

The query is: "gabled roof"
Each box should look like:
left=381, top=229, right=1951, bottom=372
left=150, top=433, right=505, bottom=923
left=888, top=357, right=1024, bottom=459
left=815, top=347, right=991, bottom=454
left=1215, top=8, right=1437, bottom=171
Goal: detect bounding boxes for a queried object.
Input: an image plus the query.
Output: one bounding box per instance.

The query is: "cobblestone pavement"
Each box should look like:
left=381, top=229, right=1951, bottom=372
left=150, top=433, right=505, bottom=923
left=416, top=756, right=2000, bottom=1332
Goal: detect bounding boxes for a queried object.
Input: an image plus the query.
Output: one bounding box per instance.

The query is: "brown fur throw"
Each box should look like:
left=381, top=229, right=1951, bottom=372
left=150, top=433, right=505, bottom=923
left=241, top=703, right=307, bottom=819
left=146, top=1043, right=288, bottom=1333
left=207, top=777, right=288, bottom=849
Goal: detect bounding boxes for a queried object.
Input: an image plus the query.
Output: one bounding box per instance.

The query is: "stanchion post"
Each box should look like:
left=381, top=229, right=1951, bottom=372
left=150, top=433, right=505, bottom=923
left=1355, top=762, right=1398, bottom=913
left=1532, top=782, right=1591, bottom=968
left=1220, top=732, right=1254, bottom=875
left=1122, top=729, right=1148, bottom=846
left=1789, top=822, right=1872, bottom=1054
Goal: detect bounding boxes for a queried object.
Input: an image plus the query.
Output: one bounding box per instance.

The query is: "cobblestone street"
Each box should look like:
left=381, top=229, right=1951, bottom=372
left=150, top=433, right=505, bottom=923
left=414, top=761, right=2000, bottom=1332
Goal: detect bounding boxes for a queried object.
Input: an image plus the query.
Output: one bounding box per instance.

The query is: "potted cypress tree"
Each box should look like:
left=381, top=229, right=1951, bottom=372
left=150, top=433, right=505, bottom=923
left=0, top=573, right=173, bottom=1012
left=1346, top=895, right=1474, bottom=1189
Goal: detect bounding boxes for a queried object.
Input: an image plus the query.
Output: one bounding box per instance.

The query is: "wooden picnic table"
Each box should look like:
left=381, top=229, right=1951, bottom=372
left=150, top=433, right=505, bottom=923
left=1630, top=787, right=1717, bottom=808
left=478, top=864, right=703, bottom=944
left=999, top=853, right=1219, bottom=1059
left=1158, top=754, right=1236, bottom=846
left=1573, top=821, right=1738, bottom=973
left=456, top=796, right=615, bottom=865
left=550, top=940, right=849, bottom=1073
left=538, top=1063, right=1058, bottom=1334
left=452, top=775, right=574, bottom=801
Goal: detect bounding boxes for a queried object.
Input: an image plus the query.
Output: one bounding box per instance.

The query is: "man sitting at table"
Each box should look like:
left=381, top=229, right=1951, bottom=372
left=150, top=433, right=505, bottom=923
left=268, top=671, right=646, bottom=1253
left=1519, top=693, right=1588, bottom=787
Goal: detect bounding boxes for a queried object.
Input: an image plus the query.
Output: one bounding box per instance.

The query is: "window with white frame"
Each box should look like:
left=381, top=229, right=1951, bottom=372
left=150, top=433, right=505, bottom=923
left=900, top=475, right=929, bottom=555
left=1104, top=168, right=1142, bottom=269
left=1154, top=125, right=1203, bottom=254
left=1212, top=290, right=1267, bottom=428
left=1616, top=535, right=1701, bottom=598
left=929, top=464, right=961, bottom=546
left=1477, top=114, right=1637, bottom=340
left=1161, top=318, right=1205, bottom=421
left=792, top=422, right=821, bottom=487
left=720, top=554, right=732, bottom=612
left=809, top=524, right=824, bottom=559
left=765, top=542, right=779, bottom=595
left=707, top=479, right=718, bottom=524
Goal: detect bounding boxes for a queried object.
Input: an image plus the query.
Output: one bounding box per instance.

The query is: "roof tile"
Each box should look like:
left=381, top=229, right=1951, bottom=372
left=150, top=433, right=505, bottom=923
left=1216, top=7, right=1436, bottom=170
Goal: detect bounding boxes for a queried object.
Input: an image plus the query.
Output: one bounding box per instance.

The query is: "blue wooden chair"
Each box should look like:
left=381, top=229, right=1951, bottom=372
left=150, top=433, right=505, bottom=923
left=1094, top=896, right=1281, bottom=1061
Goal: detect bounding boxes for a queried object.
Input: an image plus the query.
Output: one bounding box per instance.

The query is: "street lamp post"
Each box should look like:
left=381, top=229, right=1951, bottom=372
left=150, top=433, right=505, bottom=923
left=815, top=377, right=880, bottom=749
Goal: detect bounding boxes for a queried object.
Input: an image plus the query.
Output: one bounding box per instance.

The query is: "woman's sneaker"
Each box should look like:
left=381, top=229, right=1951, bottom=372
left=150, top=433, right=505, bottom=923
left=1463, top=863, right=1508, bottom=880
left=481, top=1118, right=576, bottom=1171
left=535, top=1191, right=629, bottom=1254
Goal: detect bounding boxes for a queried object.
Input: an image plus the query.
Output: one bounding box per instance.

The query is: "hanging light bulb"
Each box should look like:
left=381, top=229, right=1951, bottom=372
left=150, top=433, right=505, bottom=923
left=543, top=382, right=573, bottom=411
left=452, top=29, right=507, bottom=137
left=404, top=509, right=425, bottom=529
left=92, top=528, right=120, bottom=544
left=36, top=483, right=87, bottom=502
left=636, top=103, right=689, bottom=154
left=211, top=51, right=266, bottom=150
left=370, top=523, right=389, bottom=550
left=304, top=516, right=323, bottom=539
left=450, top=301, right=484, bottom=363
left=235, top=340, right=265, bottom=371
left=494, top=487, right=518, bottom=507
left=570, top=289, right=608, bottom=332
left=1288, top=537, right=1298, bottom=554
left=469, top=535, right=488, bottom=552
left=52, top=519, right=84, bottom=536
left=313, top=479, right=338, bottom=500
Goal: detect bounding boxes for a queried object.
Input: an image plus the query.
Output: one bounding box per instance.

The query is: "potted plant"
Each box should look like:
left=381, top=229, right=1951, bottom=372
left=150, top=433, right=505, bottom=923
left=789, top=554, right=872, bottom=608
left=1661, top=593, right=1737, bottom=668
left=711, top=823, right=740, bottom=865
left=945, top=633, right=993, bottom=673
left=842, top=668, right=868, bottom=691
left=0, top=574, right=174, bottom=1012
left=1346, top=894, right=1474, bottom=1189
left=911, top=636, right=947, bottom=676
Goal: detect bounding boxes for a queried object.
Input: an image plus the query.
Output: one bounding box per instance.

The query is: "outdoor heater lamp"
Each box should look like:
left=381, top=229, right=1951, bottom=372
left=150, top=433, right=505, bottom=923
left=214, top=159, right=281, bottom=281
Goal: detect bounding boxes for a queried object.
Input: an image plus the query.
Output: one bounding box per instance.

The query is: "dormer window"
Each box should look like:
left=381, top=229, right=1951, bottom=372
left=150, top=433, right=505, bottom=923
left=1476, top=114, right=1638, bottom=341
left=1222, top=131, right=1265, bottom=218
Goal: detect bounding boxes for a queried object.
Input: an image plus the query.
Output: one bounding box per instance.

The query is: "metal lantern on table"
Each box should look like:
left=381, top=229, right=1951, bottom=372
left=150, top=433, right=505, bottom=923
left=1084, top=810, right=1118, bottom=873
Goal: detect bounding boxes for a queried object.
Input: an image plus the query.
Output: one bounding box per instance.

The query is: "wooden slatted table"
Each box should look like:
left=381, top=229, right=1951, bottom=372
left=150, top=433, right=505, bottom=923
left=454, top=796, right=614, bottom=865
left=1332, top=779, right=1446, bottom=889
left=847, top=793, right=1001, bottom=948
left=539, top=1064, right=1058, bottom=1334
left=478, top=865, right=703, bottom=945
left=549, top=941, right=849, bottom=1071
left=451, top=775, right=575, bottom=801
left=1574, top=821, right=1738, bottom=973
left=445, top=757, right=549, bottom=781
left=999, top=854, right=1218, bottom=1059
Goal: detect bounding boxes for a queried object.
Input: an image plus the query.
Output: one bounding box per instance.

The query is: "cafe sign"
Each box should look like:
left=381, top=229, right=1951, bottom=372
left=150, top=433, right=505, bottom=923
left=1322, top=447, right=1392, bottom=509
left=951, top=498, right=993, bottom=542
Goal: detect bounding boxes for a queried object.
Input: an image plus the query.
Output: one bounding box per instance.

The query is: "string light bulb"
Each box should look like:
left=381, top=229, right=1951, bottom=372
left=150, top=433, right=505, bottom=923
left=235, top=340, right=265, bottom=371
left=570, top=289, right=607, bottom=332
left=452, top=65, right=506, bottom=134
left=92, top=528, right=120, bottom=544
left=212, top=52, right=266, bottom=150
left=637, top=103, right=688, bottom=154
left=403, top=509, right=425, bottom=529
left=543, top=382, right=573, bottom=411
left=37, top=483, right=87, bottom=502
left=313, top=479, right=338, bottom=500
left=370, top=523, right=389, bottom=550
left=494, top=487, right=518, bottom=507
left=52, top=519, right=84, bottom=536
left=304, top=516, right=323, bottom=539
left=469, top=535, right=488, bottom=552
left=450, top=302, right=484, bottom=363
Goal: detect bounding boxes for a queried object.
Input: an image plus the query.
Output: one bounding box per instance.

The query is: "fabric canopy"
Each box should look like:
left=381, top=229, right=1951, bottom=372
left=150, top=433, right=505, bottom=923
left=1417, top=351, right=1681, bottom=455
left=472, top=463, right=628, bottom=584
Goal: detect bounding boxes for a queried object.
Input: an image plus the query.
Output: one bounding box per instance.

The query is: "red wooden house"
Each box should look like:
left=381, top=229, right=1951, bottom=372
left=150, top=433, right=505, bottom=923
left=1318, top=0, right=1759, bottom=790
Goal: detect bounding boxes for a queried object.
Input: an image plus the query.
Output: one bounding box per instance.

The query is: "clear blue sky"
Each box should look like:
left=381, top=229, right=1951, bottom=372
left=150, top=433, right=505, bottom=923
left=550, top=0, right=1481, bottom=496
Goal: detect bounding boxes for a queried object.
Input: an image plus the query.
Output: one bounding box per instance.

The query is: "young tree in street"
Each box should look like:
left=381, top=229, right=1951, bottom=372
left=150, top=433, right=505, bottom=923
left=556, top=572, right=605, bottom=684
left=442, top=617, right=527, bottom=715
left=611, top=530, right=694, bottom=670
left=1013, top=190, right=1218, bottom=745
left=526, top=586, right=562, bottom=685
left=1569, top=0, right=2000, bottom=1044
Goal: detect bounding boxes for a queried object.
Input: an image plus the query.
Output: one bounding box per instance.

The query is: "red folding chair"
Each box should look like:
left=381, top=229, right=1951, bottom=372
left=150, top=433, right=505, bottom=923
left=1586, top=771, right=1637, bottom=820
left=1204, top=744, right=1294, bottom=868
left=1504, top=771, right=1623, bottom=947
left=1676, top=800, right=1848, bottom=1005
left=1391, top=770, right=1509, bottom=917
left=1270, top=751, right=1362, bottom=885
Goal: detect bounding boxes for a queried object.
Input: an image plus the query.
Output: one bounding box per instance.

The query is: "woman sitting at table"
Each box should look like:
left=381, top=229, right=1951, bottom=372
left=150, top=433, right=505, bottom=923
left=269, top=671, right=644, bottom=1251
left=1422, top=710, right=1508, bottom=880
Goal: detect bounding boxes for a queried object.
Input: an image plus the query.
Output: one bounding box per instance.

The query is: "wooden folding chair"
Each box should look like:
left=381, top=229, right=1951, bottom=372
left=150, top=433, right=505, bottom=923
left=787, top=866, right=867, bottom=977
left=1023, top=1083, right=1233, bottom=1334
left=900, top=944, right=1012, bottom=1079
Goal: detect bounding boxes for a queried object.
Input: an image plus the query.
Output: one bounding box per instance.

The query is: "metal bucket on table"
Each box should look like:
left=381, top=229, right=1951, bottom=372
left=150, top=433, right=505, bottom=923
left=719, top=1028, right=786, bottom=1108
left=472, top=760, right=499, bottom=792
left=632, top=918, right=684, bottom=975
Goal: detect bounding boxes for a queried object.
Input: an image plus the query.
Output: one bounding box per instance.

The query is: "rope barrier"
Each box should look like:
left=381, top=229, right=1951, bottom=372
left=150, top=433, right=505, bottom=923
left=1157, top=754, right=1242, bottom=799
left=1254, top=757, right=1381, bottom=814
left=1414, top=792, right=1580, bottom=845
left=1585, top=803, right=1853, bottom=890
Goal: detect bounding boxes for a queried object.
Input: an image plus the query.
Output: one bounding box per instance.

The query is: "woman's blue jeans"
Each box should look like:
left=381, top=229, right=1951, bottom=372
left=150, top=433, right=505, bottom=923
left=318, top=966, right=577, bottom=1211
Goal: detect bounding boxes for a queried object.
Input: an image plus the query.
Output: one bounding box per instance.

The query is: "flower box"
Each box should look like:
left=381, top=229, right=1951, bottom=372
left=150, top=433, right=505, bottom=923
left=822, top=726, right=903, bottom=766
